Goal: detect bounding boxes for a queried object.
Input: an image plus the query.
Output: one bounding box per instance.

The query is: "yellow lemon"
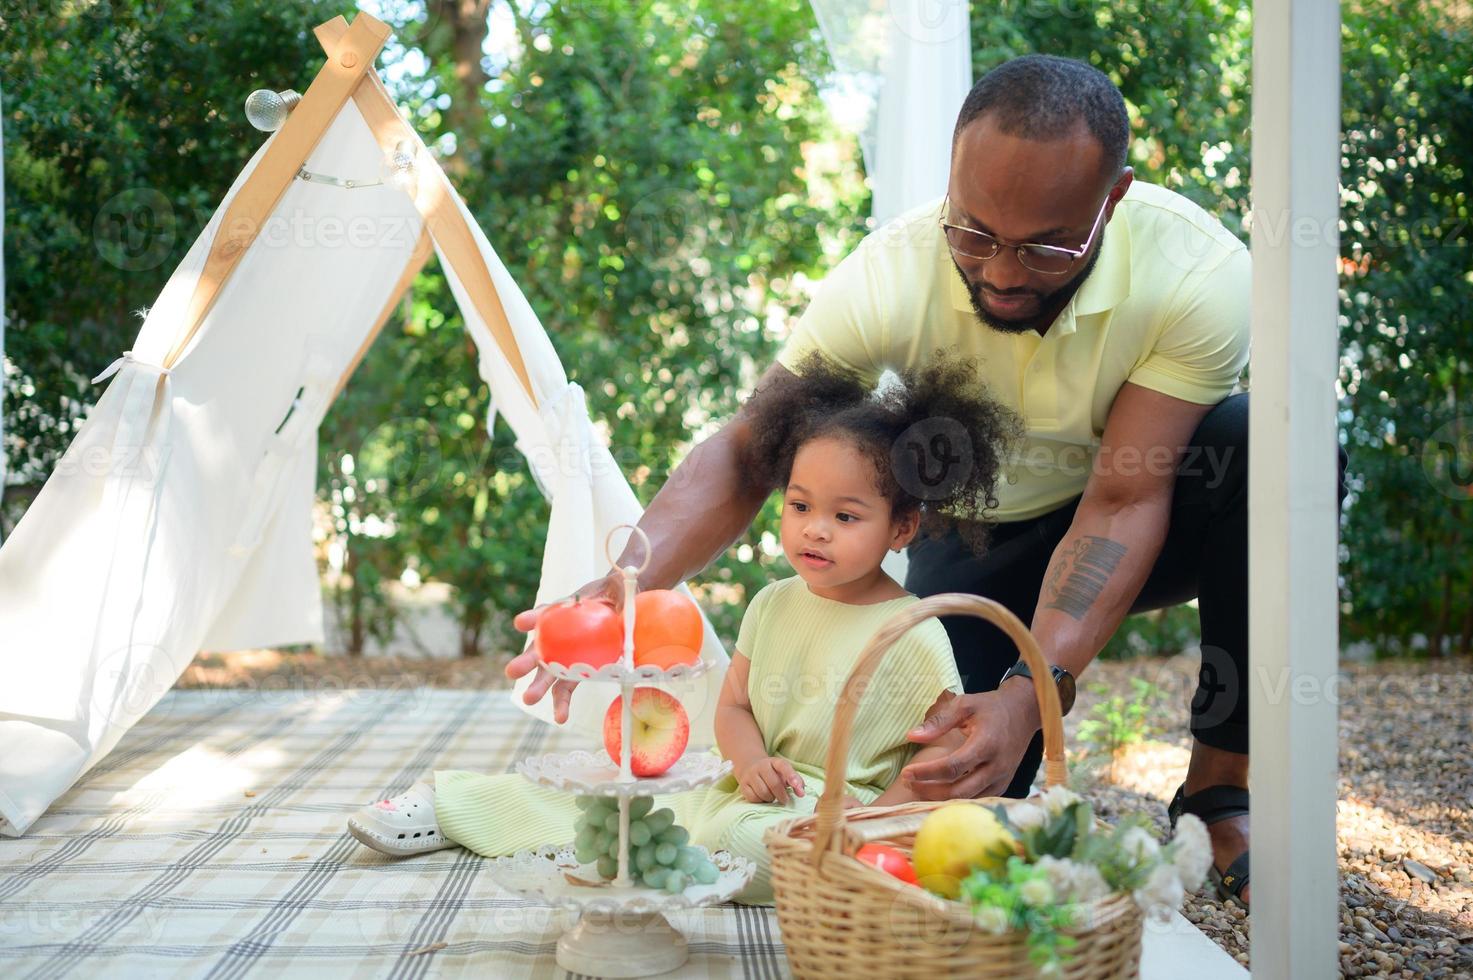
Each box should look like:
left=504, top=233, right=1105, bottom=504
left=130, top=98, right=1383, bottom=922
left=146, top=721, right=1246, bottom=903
left=911, top=803, right=1017, bottom=899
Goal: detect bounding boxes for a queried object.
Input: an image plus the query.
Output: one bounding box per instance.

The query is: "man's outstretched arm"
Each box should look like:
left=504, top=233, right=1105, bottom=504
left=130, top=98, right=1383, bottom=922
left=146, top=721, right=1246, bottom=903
left=614, top=361, right=801, bottom=589
left=507, top=362, right=802, bottom=719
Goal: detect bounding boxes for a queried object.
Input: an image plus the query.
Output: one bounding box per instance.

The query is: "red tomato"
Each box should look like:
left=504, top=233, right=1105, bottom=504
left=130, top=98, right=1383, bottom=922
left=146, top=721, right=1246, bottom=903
left=633, top=590, right=702, bottom=658
left=537, top=600, right=623, bottom=669
left=855, top=843, right=919, bottom=885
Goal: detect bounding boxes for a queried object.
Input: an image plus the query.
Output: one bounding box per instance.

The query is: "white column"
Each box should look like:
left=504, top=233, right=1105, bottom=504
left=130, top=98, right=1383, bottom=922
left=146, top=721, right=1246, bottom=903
left=1248, top=0, right=1341, bottom=976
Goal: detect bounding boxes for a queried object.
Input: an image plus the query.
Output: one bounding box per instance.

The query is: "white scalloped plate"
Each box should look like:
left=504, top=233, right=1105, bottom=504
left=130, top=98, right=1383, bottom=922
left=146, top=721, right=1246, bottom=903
left=486, top=842, right=755, bottom=913
left=534, top=657, right=714, bottom=684
left=516, top=749, right=732, bottom=796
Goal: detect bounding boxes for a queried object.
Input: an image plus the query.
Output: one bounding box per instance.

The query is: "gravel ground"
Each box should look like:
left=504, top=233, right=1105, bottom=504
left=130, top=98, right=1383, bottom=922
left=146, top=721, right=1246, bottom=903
left=1070, top=654, right=1473, bottom=977
left=176, top=648, right=1473, bottom=975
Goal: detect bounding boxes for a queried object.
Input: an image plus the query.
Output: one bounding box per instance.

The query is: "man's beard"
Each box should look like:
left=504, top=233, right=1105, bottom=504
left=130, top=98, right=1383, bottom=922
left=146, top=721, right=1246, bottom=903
left=956, top=244, right=1104, bottom=336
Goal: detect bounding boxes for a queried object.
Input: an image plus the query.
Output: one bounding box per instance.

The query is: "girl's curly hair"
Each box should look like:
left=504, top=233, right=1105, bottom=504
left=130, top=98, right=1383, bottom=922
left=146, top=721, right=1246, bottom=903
left=740, top=351, right=1022, bottom=554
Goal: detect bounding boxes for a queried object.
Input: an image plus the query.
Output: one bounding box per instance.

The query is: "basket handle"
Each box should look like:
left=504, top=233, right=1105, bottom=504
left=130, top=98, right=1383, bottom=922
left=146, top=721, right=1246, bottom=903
left=808, top=592, right=1067, bottom=863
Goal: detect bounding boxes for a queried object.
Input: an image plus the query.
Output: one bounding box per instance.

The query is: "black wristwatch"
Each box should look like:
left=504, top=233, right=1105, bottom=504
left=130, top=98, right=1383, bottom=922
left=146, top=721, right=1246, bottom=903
left=1000, top=660, right=1076, bottom=716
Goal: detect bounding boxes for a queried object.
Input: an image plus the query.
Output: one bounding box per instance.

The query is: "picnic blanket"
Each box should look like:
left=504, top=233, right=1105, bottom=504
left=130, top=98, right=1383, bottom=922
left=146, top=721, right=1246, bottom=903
left=0, top=687, right=789, bottom=979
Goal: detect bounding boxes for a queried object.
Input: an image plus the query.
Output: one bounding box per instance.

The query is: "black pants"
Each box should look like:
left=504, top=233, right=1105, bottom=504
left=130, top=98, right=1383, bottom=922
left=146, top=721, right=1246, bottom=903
left=904, top=394, right=1349, bottom=797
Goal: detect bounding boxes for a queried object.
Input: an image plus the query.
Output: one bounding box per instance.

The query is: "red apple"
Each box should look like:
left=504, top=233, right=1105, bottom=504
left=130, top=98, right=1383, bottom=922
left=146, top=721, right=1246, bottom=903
left=603, top=687, right=689, bottom=777
left=537, top=599, right=623, bottom=669
left=855, top=842, right=919, bottom=885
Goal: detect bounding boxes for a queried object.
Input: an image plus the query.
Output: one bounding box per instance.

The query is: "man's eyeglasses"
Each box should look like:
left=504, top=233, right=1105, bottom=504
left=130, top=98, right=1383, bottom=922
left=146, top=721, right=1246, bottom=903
left=940, top=195, right=1109, bottom=276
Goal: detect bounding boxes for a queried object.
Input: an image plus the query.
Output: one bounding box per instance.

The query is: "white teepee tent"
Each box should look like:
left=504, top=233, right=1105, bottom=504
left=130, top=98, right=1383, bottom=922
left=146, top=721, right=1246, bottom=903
left=0, top=12, right=727, bottom=837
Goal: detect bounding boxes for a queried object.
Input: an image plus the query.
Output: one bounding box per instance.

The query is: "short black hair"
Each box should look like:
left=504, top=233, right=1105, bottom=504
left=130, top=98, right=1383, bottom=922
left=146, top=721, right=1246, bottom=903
left=953, top=54, right=1129, bottom=175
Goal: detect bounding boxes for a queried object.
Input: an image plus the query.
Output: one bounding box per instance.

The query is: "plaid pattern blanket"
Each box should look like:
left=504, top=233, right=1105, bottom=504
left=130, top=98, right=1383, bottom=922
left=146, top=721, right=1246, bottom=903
left=0, top=688, right=789, bottom=979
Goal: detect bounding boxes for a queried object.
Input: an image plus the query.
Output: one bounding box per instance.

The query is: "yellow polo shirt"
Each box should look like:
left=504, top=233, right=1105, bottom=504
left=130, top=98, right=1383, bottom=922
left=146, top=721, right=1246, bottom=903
left=776, top=181, right=1251, bottom=522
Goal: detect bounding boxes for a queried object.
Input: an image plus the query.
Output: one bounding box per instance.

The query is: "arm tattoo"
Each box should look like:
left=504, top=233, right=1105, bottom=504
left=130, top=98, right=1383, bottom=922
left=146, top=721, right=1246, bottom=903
left=1043, top=536, right=1129, bottom=621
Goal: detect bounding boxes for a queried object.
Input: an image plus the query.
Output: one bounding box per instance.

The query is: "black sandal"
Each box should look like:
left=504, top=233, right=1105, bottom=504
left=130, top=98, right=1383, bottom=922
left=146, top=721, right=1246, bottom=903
left=1169, top=782, right=1250, bottom=910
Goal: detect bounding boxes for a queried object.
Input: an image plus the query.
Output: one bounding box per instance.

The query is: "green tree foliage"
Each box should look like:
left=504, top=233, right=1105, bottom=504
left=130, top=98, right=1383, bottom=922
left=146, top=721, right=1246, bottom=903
left=974, top=0, right=1472, bottom=657
left=4, top=1, right=1468, bottom=658
left=1335, top=2, right=1472, bottom=655
left=0, top=0, right=354, bottom=504
left=319, top=0, right=860, bottom=652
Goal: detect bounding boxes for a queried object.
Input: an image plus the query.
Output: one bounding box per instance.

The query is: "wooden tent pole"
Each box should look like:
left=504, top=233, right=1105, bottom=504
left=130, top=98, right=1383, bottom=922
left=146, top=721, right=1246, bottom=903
left=314, top=16, right=538, bottom=409
left=162, top=13, right=391, bottom=369
left=330, top=225, right=435, bottom=403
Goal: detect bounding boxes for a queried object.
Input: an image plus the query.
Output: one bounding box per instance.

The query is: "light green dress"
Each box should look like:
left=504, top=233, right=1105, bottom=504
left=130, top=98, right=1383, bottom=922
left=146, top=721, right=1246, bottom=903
left=434, top=576, right=962, bottom=904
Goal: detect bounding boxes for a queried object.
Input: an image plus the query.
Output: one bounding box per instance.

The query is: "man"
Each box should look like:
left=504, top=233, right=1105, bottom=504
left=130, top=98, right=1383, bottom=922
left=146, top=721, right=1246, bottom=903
left=510, top=55, right=1344, bottom=909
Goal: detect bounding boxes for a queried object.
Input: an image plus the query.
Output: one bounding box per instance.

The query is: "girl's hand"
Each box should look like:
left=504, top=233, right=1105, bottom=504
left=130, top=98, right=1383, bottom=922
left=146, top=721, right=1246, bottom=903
left=737, top=756, right=805, bottom=803
left=842, top=795, right=865, bottom=810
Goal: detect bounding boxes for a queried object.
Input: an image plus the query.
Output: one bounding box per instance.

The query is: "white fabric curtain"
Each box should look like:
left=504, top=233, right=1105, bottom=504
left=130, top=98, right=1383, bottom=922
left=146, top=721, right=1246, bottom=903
left=811, top=0, right=972, bottom=589
left=810, top=0, right=972, bottom=224
left=0, top=99, right=723, bottom=837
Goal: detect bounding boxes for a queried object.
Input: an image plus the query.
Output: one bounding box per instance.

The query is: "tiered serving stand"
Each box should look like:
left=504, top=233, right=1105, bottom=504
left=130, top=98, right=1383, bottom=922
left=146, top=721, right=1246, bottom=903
left=486, top=526, right=755, bottom=977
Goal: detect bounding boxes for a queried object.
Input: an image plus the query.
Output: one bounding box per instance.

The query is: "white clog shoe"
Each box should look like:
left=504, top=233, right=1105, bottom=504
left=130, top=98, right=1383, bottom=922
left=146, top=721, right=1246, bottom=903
left=346, top=780, right=454, bottom=857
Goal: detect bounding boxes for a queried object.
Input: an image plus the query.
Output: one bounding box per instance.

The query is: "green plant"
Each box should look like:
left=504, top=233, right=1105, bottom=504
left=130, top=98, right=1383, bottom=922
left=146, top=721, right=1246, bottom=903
left=1075, top=678, right=1166, bottom=780
left=959, top=856, right=1078, bottom=972
left=1098, top=606, right=1201, bottom=660
left=973, top=787, right=1212, bottom=972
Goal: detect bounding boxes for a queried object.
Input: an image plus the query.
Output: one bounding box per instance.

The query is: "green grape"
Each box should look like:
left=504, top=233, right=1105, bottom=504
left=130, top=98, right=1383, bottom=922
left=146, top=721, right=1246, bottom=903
left=606, top=833, right=623, bottom=858
left=630, top=796, right=654, bottom=820
left=635, top=843, right=658, bottom=873
left=576, top=795, right=599, bottom=811
left=643, top=866, right=668, bottom=890
left=694, top=861, right=719, bottom=885
left=574, top=825, right=598, bottom=850
left=674, top=847, right=702, bottom=875
left=591, top=829, right=609, bottom=856
left=663, top=870, right=687, bottom=893
left=628, top=821, right=651, bottom=847
left=596, top=854, right=618, bottom=879
left=603, top=810, right=622, bottom=834
left=575, top=843, right=600, bottom=865
left=659, top=826, right=690, bottom=848
left=655, top=842, right=678, bottom=866
left=645, top=808, right=675, bottom=835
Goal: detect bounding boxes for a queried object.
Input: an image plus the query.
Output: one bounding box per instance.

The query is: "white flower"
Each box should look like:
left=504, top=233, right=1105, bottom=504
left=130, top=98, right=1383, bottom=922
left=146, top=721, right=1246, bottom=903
left=1037, top=785, right=1081, bottom=816
left=1169, top=814, right=1213, bottom=890
left=1132, top=861, right=1185, bottom=915
left=973, top=905, right=1011, bottom=934
left=1007, top=802, right=1048, bottom=831
left=1120, top=825, right=1162, bottom=865
left=1036, top=856, right=1111, bottom=904
left=1019, top=877, right=1055, bottom=907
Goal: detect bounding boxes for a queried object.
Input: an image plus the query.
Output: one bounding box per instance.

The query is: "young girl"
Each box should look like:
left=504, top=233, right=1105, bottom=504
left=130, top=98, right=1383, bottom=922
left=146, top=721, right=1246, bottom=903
left=347, top=354, right=1016, bottom=903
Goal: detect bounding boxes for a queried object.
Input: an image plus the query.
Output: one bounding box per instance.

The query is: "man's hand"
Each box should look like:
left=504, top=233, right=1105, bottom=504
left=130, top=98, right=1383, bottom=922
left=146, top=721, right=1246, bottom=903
left=900, top=686, right=1041, bottom=800
left=506, top=571, right=622, bottom=724
left=736, top=756, right=805, bottom=804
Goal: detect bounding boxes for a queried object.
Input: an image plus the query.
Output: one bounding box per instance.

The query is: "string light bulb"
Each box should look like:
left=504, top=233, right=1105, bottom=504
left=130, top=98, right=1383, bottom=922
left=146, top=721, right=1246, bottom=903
left=385, top=139, right=419, bottom=195
left=244, top=89, right=302, bottom=132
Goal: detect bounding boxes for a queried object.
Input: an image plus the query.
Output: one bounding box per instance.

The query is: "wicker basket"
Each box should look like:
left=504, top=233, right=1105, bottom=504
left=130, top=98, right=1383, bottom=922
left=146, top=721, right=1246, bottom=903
left=765, top=593, right=1143, bottom=979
